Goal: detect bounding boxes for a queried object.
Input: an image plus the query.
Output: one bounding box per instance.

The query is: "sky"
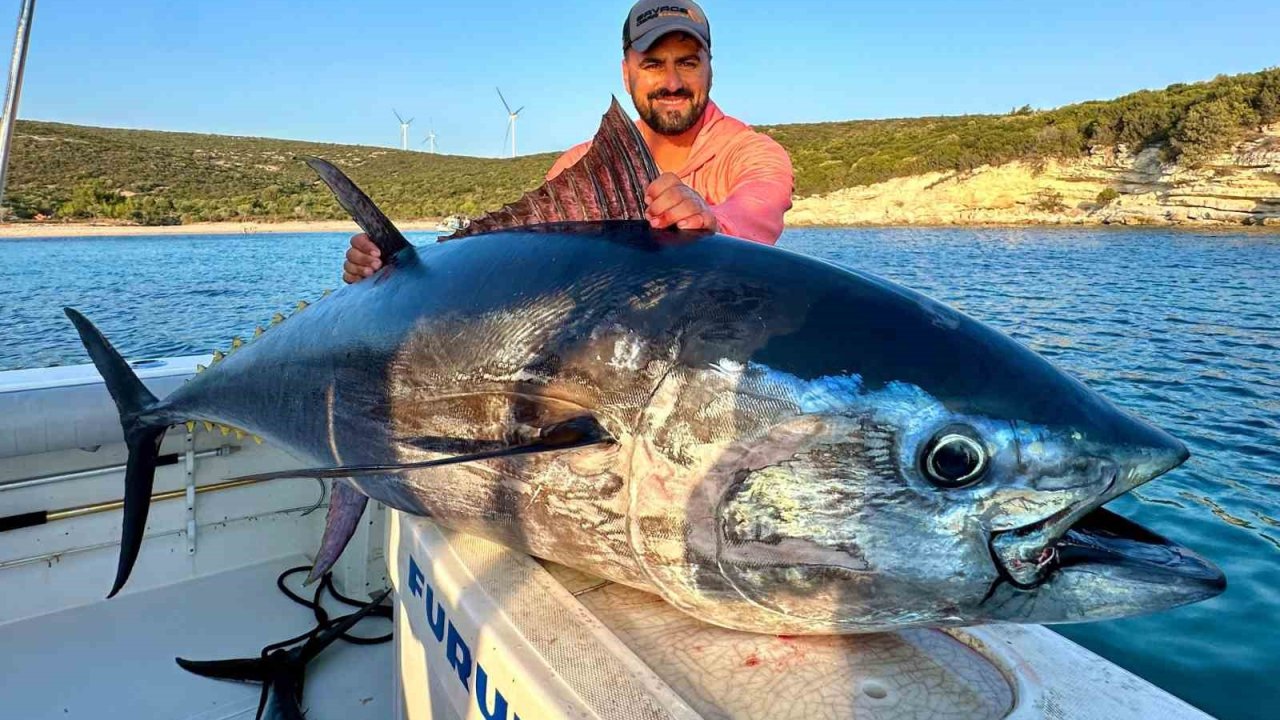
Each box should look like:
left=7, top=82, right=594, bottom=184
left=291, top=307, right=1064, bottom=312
left=12, top=0, right=1280, bottom=158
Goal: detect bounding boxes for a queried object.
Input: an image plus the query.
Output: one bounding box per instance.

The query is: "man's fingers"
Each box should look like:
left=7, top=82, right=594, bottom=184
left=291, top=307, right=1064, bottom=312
left=642, top=177, right=716, bottom=232
left=345, top=246, right=382, bottom=269
left=644, top=173, right=681, bottom=203
left=650, top=197, right=704, bottom=228
left=351, top=233, right=381, bottom=257
left=343, top=261, right=370, bottom=284
left=646, top=186, right=697, bottom=218
left=342, top=233, right=383, bottom=284
left=676, top=212, right=714, bottom=230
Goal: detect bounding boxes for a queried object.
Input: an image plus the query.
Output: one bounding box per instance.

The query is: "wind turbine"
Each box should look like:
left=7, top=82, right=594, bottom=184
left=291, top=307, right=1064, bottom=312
left=393, top=109, right=414, bottom=151
left=497, top=87, right=524, bottom=158
left=421, top=122, right=437, bottom=154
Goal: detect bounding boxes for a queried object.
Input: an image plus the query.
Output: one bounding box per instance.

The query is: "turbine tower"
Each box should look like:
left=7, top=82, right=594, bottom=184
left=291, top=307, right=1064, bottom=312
left=393, top=109, right=414, bottom=151
left=497, top=87, right=524, bottom=158
left=422, top=122, right=437, bottom=154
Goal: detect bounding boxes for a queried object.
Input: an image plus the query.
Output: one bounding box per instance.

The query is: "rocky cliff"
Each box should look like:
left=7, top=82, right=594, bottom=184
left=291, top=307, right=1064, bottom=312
left=787, top=126, right=1280, bottom=228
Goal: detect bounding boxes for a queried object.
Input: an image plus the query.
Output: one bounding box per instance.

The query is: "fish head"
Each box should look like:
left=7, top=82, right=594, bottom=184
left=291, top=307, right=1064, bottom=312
left=707, top=268, right=1225, bottom=631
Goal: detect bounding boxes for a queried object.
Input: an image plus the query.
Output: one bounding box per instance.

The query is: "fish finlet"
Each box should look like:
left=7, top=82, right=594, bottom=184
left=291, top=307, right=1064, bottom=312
left=252, top=435, right=263, bottom=444
left=271, top=312, right=285, bottom=325
left=295, top=300, right=310, bottom=312
left=185, top=421, right=196, bottom=433
left=234, top=429, right=245, bottom=440
left=219, top=425, right=230, bottom=436
left=253, top=326, right=265, bottom=338
left=195, top=364, right=207, bottom=373
left=211, top=350, right=226, bottom=363
left=231, top=337, right=244, bottom=350
left=203, top=421, right=214, bottom=432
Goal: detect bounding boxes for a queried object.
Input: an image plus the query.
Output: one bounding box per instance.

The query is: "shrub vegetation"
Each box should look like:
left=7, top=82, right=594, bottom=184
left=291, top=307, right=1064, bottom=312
left=5, top=68, right=1278, bottom=223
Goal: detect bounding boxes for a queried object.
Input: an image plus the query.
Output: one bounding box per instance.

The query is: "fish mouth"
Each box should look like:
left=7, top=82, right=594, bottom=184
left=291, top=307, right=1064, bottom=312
left=1052, top=507, right=1224, bottom=590
left=988, top=504, right=1225, bottom=596
left=988, top=437, right=1223, bottom=599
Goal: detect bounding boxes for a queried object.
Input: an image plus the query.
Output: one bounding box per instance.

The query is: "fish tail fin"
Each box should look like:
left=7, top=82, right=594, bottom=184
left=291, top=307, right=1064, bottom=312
left=64, top=307, right=171, bottom=598
left=177, top=588, right=391, bottom=719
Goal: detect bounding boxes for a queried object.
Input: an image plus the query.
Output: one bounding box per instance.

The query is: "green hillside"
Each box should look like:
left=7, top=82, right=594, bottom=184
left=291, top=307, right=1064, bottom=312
left=762, top=67, right=1280, bottom=194
left=5, top=67, right=1277, bottom=225
left=4, top=124, right=558, bottom=224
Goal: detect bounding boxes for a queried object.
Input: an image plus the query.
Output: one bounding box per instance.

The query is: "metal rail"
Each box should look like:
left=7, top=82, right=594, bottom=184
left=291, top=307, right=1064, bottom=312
left=0, top=490, right=327, bottom=571
left=0, top=0, right=35, bottom=216
left=0, top=446, right=235, bottom=492
left=0, top=472, right=326, bottom=534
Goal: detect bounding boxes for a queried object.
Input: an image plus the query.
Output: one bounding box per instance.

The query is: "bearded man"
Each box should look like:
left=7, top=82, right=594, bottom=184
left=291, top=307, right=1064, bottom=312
left=343, top=0, right=794, bottom=284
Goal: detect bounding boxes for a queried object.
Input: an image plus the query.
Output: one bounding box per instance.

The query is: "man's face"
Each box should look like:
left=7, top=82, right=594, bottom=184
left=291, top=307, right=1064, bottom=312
left=623, top=33, right=712, bottom=136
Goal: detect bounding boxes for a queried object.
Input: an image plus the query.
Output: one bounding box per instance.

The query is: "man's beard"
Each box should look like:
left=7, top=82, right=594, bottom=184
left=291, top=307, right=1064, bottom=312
left=636, top=89, right=707, bottom=136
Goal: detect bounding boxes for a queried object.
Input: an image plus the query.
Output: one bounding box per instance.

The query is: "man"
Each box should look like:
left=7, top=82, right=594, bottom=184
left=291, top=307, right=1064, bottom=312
left=343, top=0, right=794, bottom=284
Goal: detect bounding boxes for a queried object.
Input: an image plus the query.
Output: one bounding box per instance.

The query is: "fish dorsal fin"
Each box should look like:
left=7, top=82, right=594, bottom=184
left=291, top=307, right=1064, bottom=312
left=445, top=97, right=659, bottom=240
left=306, top=157, right=411, bottom=257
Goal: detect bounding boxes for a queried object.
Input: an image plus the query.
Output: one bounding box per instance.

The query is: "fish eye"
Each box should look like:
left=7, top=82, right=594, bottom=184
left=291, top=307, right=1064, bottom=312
left=921, top=429, right=988, bottom=488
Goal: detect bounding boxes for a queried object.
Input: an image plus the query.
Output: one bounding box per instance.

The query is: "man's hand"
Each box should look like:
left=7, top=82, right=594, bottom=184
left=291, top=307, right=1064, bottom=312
left=343, top=233, right=382, bottom=284
left=644, top=173, right=719, bottom=232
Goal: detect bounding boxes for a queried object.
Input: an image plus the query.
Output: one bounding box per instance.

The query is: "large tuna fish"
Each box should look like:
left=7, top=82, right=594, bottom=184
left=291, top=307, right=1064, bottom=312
left=68, top=99, right=1224, bottom=636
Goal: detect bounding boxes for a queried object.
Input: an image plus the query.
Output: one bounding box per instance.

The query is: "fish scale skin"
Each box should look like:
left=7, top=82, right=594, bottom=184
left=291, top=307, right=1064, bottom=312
left=147, top=225, right=1217, bottom=633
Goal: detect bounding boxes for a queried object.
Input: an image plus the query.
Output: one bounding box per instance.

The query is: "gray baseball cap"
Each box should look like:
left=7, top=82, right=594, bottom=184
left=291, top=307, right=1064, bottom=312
left=622, top=0, right=711, bottom=53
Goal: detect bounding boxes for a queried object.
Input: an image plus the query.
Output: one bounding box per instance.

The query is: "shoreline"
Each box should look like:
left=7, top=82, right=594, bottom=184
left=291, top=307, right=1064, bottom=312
left=786, top=219, right=1280, bottom=232
left=2, top=217, right=1278, bottom=240
left=0, top=219, right=447, bottom=239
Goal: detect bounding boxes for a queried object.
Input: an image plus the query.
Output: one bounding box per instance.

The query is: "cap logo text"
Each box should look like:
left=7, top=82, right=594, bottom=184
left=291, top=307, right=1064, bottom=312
left=635, top=6, right=692, bottom=27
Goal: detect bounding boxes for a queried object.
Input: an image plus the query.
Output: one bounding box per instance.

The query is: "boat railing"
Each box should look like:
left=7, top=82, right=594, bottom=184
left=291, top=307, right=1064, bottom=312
left=0, top=356, right=359, bottom=624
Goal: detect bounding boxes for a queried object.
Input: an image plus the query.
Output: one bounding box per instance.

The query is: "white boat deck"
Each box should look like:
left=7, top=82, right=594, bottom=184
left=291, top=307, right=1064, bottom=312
left=0, top=555, right=392, bottom=720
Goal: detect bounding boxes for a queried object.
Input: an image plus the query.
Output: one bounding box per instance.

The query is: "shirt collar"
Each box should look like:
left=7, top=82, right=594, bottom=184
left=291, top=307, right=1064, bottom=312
left=680, top=100, right=726, bottom=176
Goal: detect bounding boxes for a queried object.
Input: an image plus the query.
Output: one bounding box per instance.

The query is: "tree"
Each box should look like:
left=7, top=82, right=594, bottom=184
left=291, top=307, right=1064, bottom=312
left=58, top=180, right=124, bottom=219
left=1032, top=189, right=1067, bottom=213
left=1171, top=98, right=1250, bottom=166
left=1255, top=68, right=1280, bottom=127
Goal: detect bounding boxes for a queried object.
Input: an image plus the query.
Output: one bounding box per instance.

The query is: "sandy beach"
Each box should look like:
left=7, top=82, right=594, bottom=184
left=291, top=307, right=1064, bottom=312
left=0, top=219, right=447, bottom=239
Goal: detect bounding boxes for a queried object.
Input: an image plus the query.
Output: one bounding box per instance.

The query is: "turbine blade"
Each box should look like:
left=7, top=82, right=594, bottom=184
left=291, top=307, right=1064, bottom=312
left=393, top=109, right=404, bottom=123
left=514, top=106, right=525, bottom=116
left=496, top=87, right=512, bottom=114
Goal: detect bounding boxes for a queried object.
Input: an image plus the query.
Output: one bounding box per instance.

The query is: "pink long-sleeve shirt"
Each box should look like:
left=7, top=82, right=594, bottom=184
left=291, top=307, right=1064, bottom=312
left=545, top=101, right=794, bottom=245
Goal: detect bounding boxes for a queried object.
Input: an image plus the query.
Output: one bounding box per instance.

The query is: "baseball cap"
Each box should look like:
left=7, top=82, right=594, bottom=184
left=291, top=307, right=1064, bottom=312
left=622, top=1, right=711, bottom=53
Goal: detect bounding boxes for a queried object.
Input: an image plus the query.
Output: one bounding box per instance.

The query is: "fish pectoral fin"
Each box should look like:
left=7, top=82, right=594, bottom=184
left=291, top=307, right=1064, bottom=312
left=306, top=481, right=369, bottom=585
left=305, top=157, right=411, bottom=259
left=213, top=416, right=614, bottom=485
left=175, top=656, right=270, bottom=684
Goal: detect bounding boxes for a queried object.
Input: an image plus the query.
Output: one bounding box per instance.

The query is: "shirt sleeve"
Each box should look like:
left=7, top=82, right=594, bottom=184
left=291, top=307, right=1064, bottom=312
left=546, top=142, right=593, bottom=181
left=707, top=134, right=794, bottom=245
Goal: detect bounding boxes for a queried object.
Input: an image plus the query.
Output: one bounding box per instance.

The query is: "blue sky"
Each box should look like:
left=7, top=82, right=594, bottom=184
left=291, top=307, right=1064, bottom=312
left=14, top=1, right=1280, bottom=158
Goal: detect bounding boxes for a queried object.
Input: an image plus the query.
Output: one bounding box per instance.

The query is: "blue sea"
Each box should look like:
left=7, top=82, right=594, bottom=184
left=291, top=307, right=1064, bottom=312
left=1, top=227, right=1276, bottom=719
